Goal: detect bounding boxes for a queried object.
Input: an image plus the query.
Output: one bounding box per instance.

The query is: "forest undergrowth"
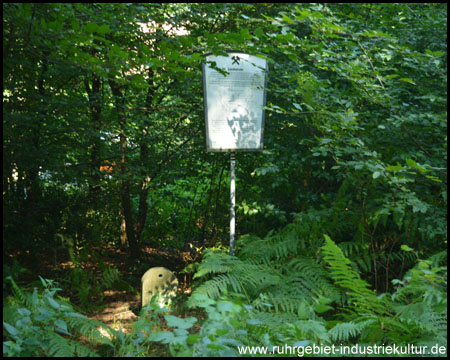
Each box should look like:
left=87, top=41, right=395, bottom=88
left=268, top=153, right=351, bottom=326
left=3, top=212, right=447, bottom=357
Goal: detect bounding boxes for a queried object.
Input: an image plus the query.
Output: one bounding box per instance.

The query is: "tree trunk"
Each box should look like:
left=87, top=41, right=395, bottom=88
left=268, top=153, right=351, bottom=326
left=85, top=73, right=102, bottom=204
left=109, top=79, right=141, bottom=258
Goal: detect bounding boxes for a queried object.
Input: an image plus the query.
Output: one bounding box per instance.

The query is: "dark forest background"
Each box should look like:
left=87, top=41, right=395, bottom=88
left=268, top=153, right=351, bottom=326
left=3, top=3, right=447, bottom=357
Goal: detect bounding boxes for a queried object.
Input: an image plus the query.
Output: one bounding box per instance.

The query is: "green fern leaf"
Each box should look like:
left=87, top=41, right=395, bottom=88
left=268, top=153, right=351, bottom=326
left=329, top=322, right=359, bottom=341
left=321, top=235, right=385, bottom=314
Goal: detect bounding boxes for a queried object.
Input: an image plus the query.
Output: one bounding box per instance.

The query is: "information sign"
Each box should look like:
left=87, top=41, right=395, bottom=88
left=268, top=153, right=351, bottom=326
left=203, top=52, right=268, bottom=151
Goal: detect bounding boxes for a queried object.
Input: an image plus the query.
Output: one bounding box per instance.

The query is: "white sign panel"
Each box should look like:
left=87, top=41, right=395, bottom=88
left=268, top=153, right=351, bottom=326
left=203, top=52, right=268, bottom=151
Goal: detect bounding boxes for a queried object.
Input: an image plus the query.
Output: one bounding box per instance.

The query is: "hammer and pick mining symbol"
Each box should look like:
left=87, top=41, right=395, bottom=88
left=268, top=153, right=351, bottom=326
left=231, top=56, right=240, bottom=65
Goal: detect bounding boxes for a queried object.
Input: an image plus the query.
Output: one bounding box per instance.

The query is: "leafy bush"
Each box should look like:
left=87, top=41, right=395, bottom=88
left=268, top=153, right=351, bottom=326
left=151, top=293, right=312, bottom=357
left=3, top=276, right=114, bottom=357
left=3, top=276, right=172, bottom=357
left=107, top=299, right=173, bottom=357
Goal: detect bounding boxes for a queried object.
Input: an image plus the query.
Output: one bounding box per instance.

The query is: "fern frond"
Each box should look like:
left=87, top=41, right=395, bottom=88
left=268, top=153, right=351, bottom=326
left=47, top=332, right=76, bottom=357
left=255, top=292, right=312, bottom=316
left=193, top=249, right=239, bottom=279
left=337, top=241, right=361, bottom=257
left=395, top=303, right=447, bottom=335
left=192, top=273, right=242, bottom=300
left=6, top=276, right=29, bottom=306
left=328, top=322, right=360, bottom=342
left=239, top=224, right=300, bottom=263
left=293, top=320, right=330, bottom=344
left=354, top=251, right=417, bottom=275
left=72, top=341, right=99, bottom=357
left=191, top=232, right=346, bottom=321
left=64, top=312, right=114, bottom=347
left=321, top=235, right=385, bottom=315
left=101, top=267, right=121, bottom=290
left=428, top=249, right=447, bottom=267
left=191, top=248, right=282, bottom=304
left=287, top=257, right=345, bottom=305
left=47, top=331, right=98, bottom=357
left=191, top=265, right=280, bottom=305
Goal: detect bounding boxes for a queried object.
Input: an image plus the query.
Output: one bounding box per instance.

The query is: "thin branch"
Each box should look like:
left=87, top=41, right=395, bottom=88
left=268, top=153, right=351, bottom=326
left=356, top=38, right=385, bottom=90
left=209, top=11, right=223, bottom=33
left=25, top=4, right=37, bottom=46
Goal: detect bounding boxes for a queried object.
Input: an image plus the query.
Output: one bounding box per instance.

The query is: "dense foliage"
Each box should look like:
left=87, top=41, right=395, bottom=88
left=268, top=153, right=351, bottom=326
left=3, top=3, right=447, bottom=357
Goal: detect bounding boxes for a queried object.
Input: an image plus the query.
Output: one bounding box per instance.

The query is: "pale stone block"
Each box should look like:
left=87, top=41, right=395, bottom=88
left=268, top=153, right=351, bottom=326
left=141, top=267, right=178, bottom=308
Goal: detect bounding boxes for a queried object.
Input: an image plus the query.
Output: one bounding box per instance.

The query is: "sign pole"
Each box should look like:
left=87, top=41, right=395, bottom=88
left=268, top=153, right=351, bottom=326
left=230, top=152, right=236, bottom=256
left=202, top=52, right=268, bottom=256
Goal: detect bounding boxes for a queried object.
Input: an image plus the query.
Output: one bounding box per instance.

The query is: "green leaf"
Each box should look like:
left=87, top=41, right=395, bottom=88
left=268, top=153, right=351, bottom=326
left=164, top=315, right=197, bottom=329
left=406, top=158, right=429, bottom=173
left=240, top=28, right=252, bottom=40
left=97, top=24, right=111, bottom=35
left=85, top=22, right=98, bottom=34
left=16, top=308, right=31, bottom=316
left=401, top=244, right=414, bottom=252
left=384, top=74, right=399, bottom=79
left=3, top=322, right=19, bottom=336
left=66, top=312, right=87, bottom=319
left=398, top=78, right=416, bottom=85
left=412, top=200, right=429, bottom=214
left=314, top=303, right=333, bottom=314
left=149, top=331, right=175, bottom=344
left=186, top=334, right=201, bottom=345
left=386, top=164, right=403, bottom=172
left=281, top=14, right=295, bottom=24
left=54, top=319, right=71, bottom=336
left=217, top=300, right=240, bottom=313
left=32, top=288, right=38, bottom=307
left=46, top=296, right=61, bottom=309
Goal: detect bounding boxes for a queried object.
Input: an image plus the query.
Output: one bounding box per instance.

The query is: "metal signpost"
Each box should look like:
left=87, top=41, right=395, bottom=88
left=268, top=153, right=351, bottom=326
left=203, top=52, right=268, bottom=255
